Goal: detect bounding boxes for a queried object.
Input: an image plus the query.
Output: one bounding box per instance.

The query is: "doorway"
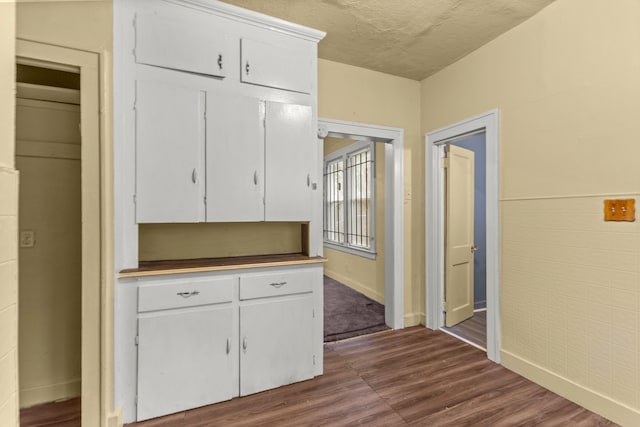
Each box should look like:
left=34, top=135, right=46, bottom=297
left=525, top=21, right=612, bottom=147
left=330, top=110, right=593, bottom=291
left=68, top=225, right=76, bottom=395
left=425, top=109, right=500, bottom=362
left=16, top=65, right=82, bottom=411
left=318, top=118, right=404, bottom=330
left=16, top=40, right=102, bottom=424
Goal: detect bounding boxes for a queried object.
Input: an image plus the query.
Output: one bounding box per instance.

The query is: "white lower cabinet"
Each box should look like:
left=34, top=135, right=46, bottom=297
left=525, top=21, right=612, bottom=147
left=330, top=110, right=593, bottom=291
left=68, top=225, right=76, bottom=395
left=135, top=266, right=319, bottom=421
left=137, top=306, right=237, bottom=421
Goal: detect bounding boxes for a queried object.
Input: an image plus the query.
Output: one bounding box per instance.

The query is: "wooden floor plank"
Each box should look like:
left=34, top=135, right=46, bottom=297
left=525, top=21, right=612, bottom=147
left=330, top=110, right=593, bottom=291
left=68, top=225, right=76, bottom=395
left=23, top=327, right=616, bottom=426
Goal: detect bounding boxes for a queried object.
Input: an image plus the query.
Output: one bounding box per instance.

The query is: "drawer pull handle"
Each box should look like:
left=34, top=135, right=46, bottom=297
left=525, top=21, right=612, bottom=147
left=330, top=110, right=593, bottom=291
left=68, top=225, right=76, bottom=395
left=269, top=282, right=287, bottom=288
left=176, top=291, right=200, bottom=298
left=217, top=54, right=223, bottom=70
left=226, top=337, right=231, bottom=355
left=243, top=337, right=248, bottom=353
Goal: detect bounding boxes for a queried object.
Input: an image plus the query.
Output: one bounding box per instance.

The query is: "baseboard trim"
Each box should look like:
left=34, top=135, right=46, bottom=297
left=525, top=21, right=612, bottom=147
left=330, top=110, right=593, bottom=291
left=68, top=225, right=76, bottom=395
left=19, top=379, right=81, bottom=408
left=403, top=312, right=424, bottom=327
left=501, top=350, right=640, bottom=426
left=323, top=271, right=384, bottom=303
left=106, top=408, right=123, bottom=427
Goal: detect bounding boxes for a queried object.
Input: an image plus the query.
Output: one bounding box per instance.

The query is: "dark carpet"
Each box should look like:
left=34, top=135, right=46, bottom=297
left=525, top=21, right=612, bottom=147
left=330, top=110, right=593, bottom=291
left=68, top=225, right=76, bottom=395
left=323, top=275, right=389, bottom=342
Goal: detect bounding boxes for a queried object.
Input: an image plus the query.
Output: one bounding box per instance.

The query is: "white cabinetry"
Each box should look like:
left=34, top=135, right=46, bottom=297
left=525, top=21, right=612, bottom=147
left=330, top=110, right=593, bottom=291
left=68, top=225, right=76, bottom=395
left=136, top=277, right=237, bottom=421
left=206, top=93, right=264, bottom=221
left=265, top=102, right=313, bottom=221
left=134, top=266, right=320, bottom=421
left=135, top=13, right=231, bottom=78
left=135, top=79, right=205, bottom=223
left=239, top=270, right=315, bottom=395
left=240, top=37, right=314, bottom=94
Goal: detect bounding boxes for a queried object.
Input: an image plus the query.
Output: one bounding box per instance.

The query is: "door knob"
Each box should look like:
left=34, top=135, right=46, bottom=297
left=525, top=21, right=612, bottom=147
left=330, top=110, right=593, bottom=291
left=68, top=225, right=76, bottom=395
left=471, top=245, right=479, bottom=253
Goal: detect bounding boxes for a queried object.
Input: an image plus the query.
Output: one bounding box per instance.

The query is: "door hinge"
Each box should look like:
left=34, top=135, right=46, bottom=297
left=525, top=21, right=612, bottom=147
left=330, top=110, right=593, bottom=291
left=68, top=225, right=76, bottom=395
left=133, top=194, right=136, bottom=205
left=204, top=196, right=207, bottom=205
left=135, top=335, right=139, bottom=346
left=440, top=157, right=449, bottom=168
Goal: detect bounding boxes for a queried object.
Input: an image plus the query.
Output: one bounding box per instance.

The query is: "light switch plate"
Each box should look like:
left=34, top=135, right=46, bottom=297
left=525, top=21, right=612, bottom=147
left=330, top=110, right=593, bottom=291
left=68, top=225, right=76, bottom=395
left=604, top=199, right=635, bottom=222
left=20, top=230, right=35, bottom=247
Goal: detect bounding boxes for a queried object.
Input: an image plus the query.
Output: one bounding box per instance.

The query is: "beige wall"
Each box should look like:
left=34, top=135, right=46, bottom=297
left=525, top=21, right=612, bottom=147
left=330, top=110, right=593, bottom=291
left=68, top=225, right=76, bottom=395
left=16, top=98, right=82, bottom=407
left=421, top=0, right=640, bottom=423
left=323, top=138, right=386, bottom=303
left=15, top=1, right=114, bottom=425
left=318, top=59, right=423, bottom=324
left=0, top=3, right=18, bottom=425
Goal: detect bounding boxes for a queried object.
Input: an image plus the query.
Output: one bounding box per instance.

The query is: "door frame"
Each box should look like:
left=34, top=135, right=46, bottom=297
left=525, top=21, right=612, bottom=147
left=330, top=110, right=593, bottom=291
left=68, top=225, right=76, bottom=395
left=16, top=39, right=104, bottom=424
left=425, top=109, right=500, bottom=362
left=318, top=118, right=404, bottom=329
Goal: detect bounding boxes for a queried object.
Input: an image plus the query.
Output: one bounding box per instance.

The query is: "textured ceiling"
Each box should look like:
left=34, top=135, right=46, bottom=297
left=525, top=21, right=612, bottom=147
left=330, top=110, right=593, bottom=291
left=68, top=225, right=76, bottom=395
left=219, top=0, right=556, bottom=81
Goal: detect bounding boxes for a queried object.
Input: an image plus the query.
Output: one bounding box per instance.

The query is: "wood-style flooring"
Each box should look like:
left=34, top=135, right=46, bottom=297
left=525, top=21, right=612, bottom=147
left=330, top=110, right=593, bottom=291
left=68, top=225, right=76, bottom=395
left=126, top=326, right=616, bottom=427
left=441, top=309, right=487, bottom=349
left=20, top=396, right=81, bottom=427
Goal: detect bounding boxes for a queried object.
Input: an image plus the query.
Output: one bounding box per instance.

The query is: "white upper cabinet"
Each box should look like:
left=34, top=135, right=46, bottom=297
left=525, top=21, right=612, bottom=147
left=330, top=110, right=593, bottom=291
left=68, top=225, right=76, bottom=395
left=265, top=101, right=313, bottom=221
left=241, top=37, right=314, bottom=94
left=135, top=79, right=205, bottom=223
left=135, top=13, right=231, bottom=78
left=206, top=93, right=265, bottom=222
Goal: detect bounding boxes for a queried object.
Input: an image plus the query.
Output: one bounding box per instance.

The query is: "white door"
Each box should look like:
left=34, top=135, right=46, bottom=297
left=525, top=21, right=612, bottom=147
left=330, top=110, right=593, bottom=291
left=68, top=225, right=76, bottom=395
left=264, top=101, right=313, bottom=221
left=137, top=306, right=236, bottom=421
left=444, top=144, right=475, bottom=327
left=135, top=79, right=205, bottom=222
left=239, top=295, right=314, bottom=396
left=206, top=93, right=264, bottom=221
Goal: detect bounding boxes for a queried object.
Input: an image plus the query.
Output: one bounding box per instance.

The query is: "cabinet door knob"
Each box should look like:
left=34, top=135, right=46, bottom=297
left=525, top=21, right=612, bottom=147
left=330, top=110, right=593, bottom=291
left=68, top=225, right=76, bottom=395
left=245, top=61, right=250, bottom=75
left=191, top=168, right=197, bottom=184
left=217, top=54, right=223, bottom=70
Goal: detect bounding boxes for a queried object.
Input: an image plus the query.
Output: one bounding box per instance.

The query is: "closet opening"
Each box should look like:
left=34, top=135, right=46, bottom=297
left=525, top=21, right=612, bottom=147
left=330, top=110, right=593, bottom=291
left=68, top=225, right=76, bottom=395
left=16, top=64, right=83, bottom=425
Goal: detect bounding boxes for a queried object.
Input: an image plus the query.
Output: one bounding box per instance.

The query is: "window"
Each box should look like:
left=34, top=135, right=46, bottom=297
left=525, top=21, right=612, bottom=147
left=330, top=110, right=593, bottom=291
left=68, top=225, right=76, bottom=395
left=323, top=141, right=375, bottom=258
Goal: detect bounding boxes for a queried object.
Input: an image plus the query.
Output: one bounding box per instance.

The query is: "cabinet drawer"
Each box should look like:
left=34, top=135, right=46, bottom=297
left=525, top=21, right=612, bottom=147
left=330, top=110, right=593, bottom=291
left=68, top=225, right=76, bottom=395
left=136, top=14, right=231, bottom=78
left=240, top=270, right=313, bottom=300
left=138, top=277, right=234, bottom=312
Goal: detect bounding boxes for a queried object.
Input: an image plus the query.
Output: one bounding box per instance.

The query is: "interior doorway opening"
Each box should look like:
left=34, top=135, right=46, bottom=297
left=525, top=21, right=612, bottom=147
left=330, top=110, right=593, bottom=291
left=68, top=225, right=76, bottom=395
left=440, top=132, right=487, bottom=351
left=16, top=63, right=82, bottom=424
left=318, top=118, right=404, bottom=331
left=425, top=109, right=500, bottom=363
left=16, top=39, right=103, bottom=425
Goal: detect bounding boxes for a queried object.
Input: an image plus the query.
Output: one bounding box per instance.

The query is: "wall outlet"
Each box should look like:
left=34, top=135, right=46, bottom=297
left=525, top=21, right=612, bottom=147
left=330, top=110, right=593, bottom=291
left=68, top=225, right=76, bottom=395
left=20, top=230, right=35, bottom=248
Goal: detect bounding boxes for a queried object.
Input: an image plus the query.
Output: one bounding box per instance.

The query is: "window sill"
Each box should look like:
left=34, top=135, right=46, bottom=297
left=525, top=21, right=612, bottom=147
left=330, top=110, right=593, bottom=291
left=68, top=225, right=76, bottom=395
left=323, top=242, right=377, bottom=260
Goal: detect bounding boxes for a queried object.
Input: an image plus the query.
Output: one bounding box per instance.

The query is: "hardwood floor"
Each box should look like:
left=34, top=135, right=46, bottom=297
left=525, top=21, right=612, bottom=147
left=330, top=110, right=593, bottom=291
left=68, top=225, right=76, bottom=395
left=441, top=309, right=487, bottom=349
left=20, top=397, right=81, bottom=427
left=128, top=327, right=616, bottom=427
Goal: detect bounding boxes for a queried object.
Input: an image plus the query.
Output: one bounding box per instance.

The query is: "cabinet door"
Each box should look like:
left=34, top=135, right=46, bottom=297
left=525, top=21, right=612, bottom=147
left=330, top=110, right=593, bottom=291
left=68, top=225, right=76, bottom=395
left=206, top=93, right=265, bottom=221
left=135, top=79, right=205, bottom=222
left=240, top=294, right=314, bottom=396
left=240, top=38, right=313, bottom=94
left=137, top=306, right=237, bottom=421
left=136, top=14, right=230, bottom=78
left=264, top=102, right=313, bottom=221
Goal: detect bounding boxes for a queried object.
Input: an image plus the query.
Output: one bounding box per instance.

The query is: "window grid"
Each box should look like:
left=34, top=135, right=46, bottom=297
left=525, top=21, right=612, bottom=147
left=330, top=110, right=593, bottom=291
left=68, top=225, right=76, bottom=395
left=323, top=142, right=375, bottom=256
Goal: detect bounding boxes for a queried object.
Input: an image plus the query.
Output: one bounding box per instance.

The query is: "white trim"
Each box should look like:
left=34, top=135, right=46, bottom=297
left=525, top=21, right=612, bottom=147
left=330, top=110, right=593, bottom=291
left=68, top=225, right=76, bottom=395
left=318, top=118, right=404, bottom=329
left=425, top=109, right=500, bottom=362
